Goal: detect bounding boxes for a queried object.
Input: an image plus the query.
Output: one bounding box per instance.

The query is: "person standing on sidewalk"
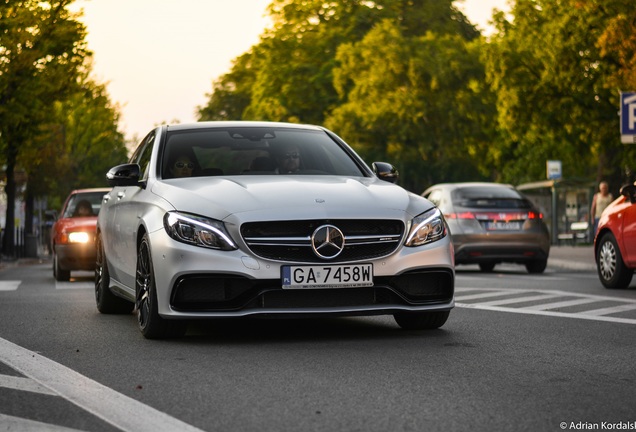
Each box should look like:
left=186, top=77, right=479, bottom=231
left=591, top=181, right=613, bottom=237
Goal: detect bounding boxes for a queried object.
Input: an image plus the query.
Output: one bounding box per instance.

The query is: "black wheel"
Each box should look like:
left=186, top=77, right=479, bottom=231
left=53, top=248, right=70, bottom=282
left=95, top=233, right=134, bottom=314
left=394, top=310, right=450, bottom=330
left=596, top=233, right=633, bottom=289
left=479, top=262, right=495, bottom=272
left=525, top=259, right=547, bottom=274
left=136, top=234, right=187, bottom=339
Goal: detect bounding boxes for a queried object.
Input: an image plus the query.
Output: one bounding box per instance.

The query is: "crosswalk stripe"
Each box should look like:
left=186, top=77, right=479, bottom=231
left=0, top=281, right=21, bottom=291
left=55, top=282, right=93, bottom=290
left=456, top=302, right=636, bottom=325
left=579, top=303, right=636, bottom=316
left=0, top=413, right=85, bottom=432
left=524, top=297, right=600, bottom=311
left=0, top=337, right=205, bottom=432
left=0, top=373, right=57, bottom=395
left=455, top=287, right=636, bottom=325
left=454, top=291, right=521, bottom=301
left=477, top=293, right=562, bottom=306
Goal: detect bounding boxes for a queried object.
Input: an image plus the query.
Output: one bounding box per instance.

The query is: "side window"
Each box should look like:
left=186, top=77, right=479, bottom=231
left=130, top=131, right=156, bottom=180
left=426, top=189, right=443, bottom=207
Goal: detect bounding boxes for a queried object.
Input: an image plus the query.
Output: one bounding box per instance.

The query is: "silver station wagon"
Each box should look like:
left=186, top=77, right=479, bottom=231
left=95, top=122, right=454, bottom=338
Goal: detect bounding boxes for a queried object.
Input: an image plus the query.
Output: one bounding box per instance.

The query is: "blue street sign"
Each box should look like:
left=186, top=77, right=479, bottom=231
left=621, top=92, right=636, bottom=143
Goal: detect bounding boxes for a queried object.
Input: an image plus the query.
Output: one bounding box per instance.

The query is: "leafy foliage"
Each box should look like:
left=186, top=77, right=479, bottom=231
left=0, top=1, right=127, bottom=251
left=199, top=0, right=636, bottom=194
left=482, top=0, right=635, bottom=187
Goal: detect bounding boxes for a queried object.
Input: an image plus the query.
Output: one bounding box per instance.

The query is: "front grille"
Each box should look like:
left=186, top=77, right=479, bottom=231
left=241, top=219, right=404, bottom=263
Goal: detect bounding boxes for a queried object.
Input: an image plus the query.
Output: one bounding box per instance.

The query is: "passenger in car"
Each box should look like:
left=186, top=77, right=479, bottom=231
left=169, top=154, right=196, bottom=178
left=73, top=200, right=94, bottom=217
left=274, top=144, right=301, bottom=174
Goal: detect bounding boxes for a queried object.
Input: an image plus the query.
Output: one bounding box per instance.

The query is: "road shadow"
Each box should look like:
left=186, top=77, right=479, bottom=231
left=180, top=315, right=452, bottom=345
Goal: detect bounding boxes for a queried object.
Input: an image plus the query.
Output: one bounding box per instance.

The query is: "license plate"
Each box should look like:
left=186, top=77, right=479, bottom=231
left=486, top=221, right=522, bottom=230
left=282, top=264, right=373, bottom=289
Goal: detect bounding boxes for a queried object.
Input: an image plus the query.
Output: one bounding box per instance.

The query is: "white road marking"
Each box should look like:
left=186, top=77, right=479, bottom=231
left=0, top=337, right=205, bottom=432
left=55, top=282, right=93, bottom=290
left=457, top=302, right=636, bottom=325
left=455, top=287, right=636, bottom=325
left=454, top=291, right=522, bottom=301
left=580, top=303, right=636, bottom=316
left=524, top=297, right=600, bottom=311
left=477, top=293, right=562, bottom=306
left=0, top=373, right=57, bottom=395
left=0, top=413, right=85, bottom=432
left=0, top=281, right=21, bottom=291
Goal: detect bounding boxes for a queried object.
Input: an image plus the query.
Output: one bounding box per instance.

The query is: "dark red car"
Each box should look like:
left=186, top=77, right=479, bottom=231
left=595, top=183, right=636, bottom=289
left=51, top=188, right=110, bottom=281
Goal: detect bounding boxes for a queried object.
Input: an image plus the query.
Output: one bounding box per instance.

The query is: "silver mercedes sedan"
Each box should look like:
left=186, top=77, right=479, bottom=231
left=96, top=122, right=454, bottom=338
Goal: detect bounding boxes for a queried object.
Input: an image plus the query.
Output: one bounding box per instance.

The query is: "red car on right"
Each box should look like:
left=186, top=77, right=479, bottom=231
left=595, top=183, right=636, bottom=289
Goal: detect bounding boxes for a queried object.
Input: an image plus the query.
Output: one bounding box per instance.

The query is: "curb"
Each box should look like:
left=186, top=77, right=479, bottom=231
left=547, top=258, right=596, bottom=272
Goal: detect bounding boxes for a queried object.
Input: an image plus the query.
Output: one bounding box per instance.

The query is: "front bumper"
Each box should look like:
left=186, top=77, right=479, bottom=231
left=55, top=243, right=97, bottom=271
left=149, top=229, right=455, bottom=319
left=452, top=233, right=550, bottom=265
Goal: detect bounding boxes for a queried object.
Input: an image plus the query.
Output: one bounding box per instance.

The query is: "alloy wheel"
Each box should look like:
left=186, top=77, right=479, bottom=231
left=136, top=241, right=152, bottom=329
left=598, top=240, right=617, bottom=282
left=95, top=235, right=105, bottom=302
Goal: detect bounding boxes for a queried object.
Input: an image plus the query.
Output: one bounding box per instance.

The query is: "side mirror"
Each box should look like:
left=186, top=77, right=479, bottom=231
left=620, top=183, right=636, bottom=204
left=372, top=162, right=399, bottom=184
left=106, top=163, right=142, bottom=187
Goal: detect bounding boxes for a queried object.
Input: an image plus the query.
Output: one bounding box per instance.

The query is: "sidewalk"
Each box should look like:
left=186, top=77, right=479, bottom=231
left=548, top=245, right=596, bottom=271
left=0, top=256, right=48, bottom=271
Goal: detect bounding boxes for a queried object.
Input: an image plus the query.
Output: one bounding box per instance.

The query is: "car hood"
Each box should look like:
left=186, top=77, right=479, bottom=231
left=152, top=176, right=432, bottom=221
left=54, top=217, right=98, bottom=232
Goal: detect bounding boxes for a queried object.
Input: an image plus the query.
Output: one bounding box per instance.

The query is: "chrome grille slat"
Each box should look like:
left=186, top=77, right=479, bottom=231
left=241, top=219, right=404, bottom=263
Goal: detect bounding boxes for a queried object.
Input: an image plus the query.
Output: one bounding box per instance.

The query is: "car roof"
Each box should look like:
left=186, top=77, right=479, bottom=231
left=429, top=182, right=514, bottom=188
left=424, top=182, right=516, bottom=192
left=164, top=121, right=325, bottom=132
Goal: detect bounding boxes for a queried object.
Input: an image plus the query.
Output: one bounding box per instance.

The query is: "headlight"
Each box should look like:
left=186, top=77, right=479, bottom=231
left=163, top=212, right=237, bottom=251
left=67, top=232, right=90, bottom=244
left=405, top=207, right=447, bottom=247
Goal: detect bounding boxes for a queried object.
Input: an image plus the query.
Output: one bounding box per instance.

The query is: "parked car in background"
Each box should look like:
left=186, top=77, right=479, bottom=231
left=422, top=182, right=550, bottom=273
left=96, top=121, right=455, bottom=339
left=51, top=188, right=110, bottom=281
left=594, top=183, right=636, bottom=289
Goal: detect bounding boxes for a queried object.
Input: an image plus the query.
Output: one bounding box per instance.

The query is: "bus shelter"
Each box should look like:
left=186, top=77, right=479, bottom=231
left=517, top=179, right=596, bottom=245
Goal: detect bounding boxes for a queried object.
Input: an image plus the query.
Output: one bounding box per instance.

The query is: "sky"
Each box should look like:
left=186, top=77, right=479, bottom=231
left=73, top=0, right=509, bottom=143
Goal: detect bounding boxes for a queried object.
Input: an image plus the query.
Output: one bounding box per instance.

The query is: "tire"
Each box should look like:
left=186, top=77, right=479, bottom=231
left=136, top=234, right=187, bottom=339
left=479, top=262, right=495, bottom=272
left=394, top=310, right=450, bottom=330
left=95, top=233, right=134, bottom=314
left=596, top=233, right=633, bottom=289
left=525, top=259, right=547, bottom=274
left=53, top=249, right=70, bottom=282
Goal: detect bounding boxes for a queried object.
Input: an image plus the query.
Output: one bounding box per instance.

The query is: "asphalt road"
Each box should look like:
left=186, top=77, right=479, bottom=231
left=1, top=249, right=635, bottom=432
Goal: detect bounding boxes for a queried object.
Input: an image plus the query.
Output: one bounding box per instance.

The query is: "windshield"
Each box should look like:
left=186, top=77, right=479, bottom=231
left=63, top=191, right=108, bottom=218
left=451, top=186, right=533, bottom=209
left=161, top=127, right=367, bottom=179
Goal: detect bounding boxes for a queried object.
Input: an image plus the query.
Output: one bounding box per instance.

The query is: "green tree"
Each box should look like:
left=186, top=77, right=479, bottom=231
left=23, top=68, right=128, bottom=210
left=325, top=5, right=487, bottom=192
left=483, top=0, right=636, bottom=188
left=199, top=0, right=487, bottom=192
left=198, top=52, right=258, bottom=121
left=0, top=0, right=88, bottom=254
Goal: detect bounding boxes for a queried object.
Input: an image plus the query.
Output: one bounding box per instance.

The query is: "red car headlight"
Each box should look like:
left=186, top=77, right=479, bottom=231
left=67, top=232, right=90, bottom=244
